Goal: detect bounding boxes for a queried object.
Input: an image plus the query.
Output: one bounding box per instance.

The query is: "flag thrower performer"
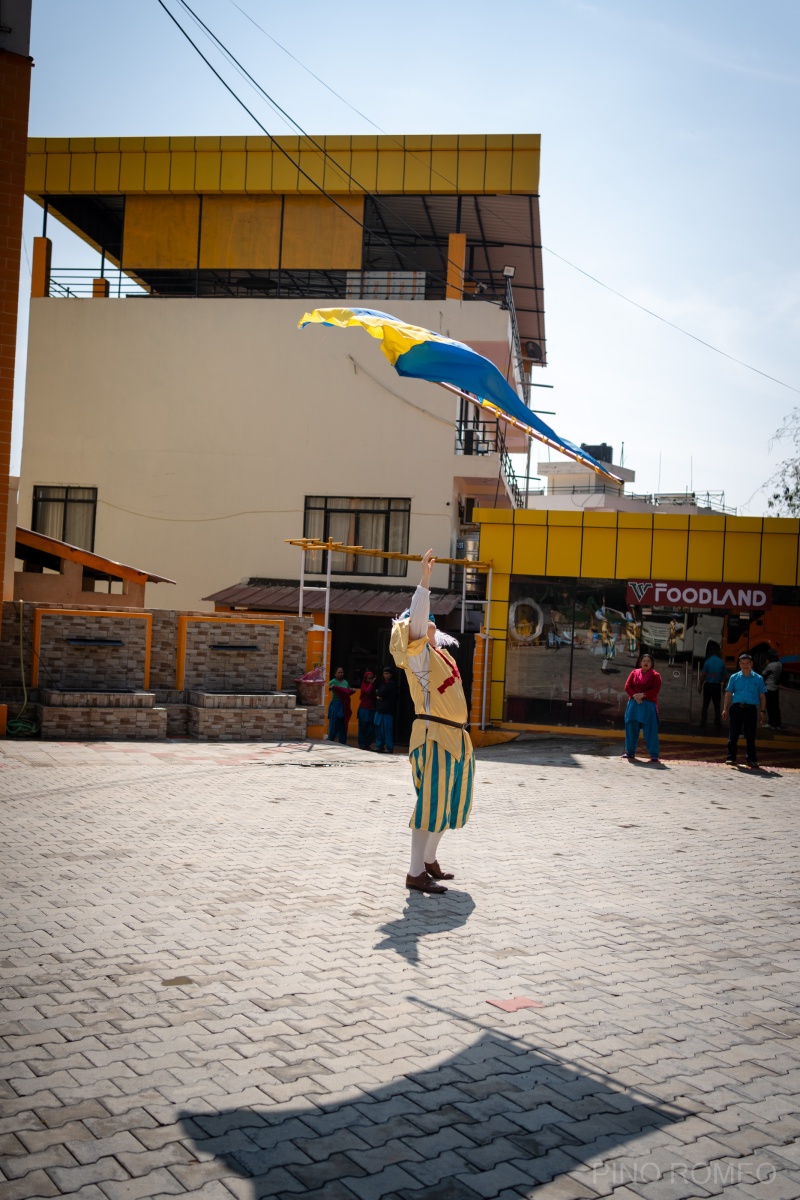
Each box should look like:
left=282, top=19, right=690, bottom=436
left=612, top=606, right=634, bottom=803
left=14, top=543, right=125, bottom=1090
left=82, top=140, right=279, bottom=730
left=390, top=549, right=474, bottom=895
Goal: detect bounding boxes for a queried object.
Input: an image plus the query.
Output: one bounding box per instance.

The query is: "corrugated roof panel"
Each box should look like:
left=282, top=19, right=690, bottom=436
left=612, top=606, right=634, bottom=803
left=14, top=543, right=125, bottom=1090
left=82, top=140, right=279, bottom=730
left=203, top=583, right=460, bottom=616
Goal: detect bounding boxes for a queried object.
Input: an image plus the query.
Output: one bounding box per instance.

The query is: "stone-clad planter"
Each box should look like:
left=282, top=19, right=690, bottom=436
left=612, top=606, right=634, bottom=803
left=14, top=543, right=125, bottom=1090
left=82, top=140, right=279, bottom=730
left=38, top=705, right=167, bottom=740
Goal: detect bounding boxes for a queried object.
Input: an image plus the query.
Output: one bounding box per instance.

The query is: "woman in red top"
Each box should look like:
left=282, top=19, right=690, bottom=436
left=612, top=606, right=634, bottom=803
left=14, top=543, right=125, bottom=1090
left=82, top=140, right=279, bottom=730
left=357, top=669, right=377, bottom=750
left=623, top=653, right=662, bottom=762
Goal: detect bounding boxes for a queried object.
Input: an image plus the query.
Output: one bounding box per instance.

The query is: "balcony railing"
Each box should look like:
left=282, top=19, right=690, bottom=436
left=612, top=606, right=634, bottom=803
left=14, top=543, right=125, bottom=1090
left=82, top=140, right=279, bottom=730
left=454, top=418, right=523, bottom=508
left=523, top=484, right=736, bottom=513
left=45, top=265, right=521, bottom=304
left=47, top=269, right=148, bottom=299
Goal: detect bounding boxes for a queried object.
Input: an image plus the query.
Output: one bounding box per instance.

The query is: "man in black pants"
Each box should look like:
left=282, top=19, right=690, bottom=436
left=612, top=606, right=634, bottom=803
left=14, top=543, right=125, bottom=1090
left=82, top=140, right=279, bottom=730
left=722, top=653, right=767, bottom=767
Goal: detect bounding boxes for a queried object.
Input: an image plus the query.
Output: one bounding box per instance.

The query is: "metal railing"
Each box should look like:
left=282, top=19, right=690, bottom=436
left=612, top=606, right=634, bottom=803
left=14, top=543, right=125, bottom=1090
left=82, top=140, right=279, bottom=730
left=522, top=484, right=736, bottom=513
left=48, top=269, right=148, bottom=299
left=454, top=418, right=523, bottom=507
left=46, top=265, right=519, bottom=305
left=454, top=417, right=503, bottom=456
left=501, top=276, right=530, bottom=404
left=448, top=563, right=488, bottom=600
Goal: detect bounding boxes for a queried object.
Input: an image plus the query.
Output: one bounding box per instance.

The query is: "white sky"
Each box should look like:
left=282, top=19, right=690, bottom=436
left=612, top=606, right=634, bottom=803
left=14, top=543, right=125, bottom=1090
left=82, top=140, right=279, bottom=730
left=14, top=0, right=800, bottom=511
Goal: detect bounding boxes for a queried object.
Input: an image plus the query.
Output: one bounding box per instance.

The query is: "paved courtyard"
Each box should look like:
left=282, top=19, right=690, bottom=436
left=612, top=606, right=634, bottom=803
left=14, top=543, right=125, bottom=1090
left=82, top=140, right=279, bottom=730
left=1, top=736, right=799, bottom=1200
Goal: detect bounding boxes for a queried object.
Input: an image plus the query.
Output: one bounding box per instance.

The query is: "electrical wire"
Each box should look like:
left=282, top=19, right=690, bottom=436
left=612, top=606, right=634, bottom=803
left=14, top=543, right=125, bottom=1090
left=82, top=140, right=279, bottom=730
left=542, top=247, right=800, bottom=396
left=177, top=0, right=493, bottom=291
left=229, top=0, right=382, bottom=134
left=227, top=0, right=800, bottom=399
left=158, top=0, right=488, bottom=300
left=7, top=601, right=39, bottom=738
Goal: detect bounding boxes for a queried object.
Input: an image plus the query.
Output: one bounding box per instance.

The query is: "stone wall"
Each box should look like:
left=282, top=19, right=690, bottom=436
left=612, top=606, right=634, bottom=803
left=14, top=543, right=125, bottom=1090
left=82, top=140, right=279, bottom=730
left=183, top=621, right=279, bottom=693
left=38, top=705, right=167, bottom=741
left=0, top=603, right=313, bottom=740
left=0, top=603, right=311, bottom=694
left=188, top=706, right=307, bottom=742
left=36, top=612, right=149, bottom=691
left=149, top=610, right=179, bottom=689
left=279, top=617, right=311, bottom=684
left=0, top=601, right=36, bottom=688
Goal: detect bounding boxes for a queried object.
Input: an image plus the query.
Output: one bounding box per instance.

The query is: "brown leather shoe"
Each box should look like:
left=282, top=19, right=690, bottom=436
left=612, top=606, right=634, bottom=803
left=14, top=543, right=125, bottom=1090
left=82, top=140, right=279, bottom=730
left=406, top=870, right=447, bottom=894
left=425, top=860, right=455, bottom=880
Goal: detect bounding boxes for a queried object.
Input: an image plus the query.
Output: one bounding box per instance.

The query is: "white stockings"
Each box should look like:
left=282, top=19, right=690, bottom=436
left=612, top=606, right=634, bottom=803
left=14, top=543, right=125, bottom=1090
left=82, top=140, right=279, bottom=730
left=409, top=828, right=447, bottom=877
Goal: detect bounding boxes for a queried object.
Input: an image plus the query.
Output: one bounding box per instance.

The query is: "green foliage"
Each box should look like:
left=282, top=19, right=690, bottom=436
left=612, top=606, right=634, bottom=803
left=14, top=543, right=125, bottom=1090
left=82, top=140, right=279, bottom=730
left=766, top=408, right=800, bottom=515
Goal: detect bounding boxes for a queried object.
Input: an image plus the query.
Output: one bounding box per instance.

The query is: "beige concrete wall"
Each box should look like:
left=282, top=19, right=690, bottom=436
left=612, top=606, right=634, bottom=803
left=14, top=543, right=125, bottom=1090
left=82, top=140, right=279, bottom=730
left=20, top=297, right=512, bottom=609
left=13, top=560, right=146, bottom=606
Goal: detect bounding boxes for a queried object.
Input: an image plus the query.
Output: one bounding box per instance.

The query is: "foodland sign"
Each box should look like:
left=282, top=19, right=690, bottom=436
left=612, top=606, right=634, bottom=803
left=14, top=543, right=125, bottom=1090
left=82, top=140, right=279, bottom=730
left=626, top=580, right=772, bottom=611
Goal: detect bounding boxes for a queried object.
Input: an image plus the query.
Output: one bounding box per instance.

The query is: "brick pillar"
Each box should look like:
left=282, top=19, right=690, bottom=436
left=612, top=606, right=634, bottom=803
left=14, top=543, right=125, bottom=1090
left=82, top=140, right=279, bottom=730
left=0, top=40, right=33, bottom=736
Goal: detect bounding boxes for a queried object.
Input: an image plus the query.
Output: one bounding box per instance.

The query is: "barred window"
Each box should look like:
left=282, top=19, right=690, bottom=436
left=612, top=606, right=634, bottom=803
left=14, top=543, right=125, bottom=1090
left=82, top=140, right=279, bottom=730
left=32, top=486, right=97, bottom=551
left=303, top=497, right=410, bottom=577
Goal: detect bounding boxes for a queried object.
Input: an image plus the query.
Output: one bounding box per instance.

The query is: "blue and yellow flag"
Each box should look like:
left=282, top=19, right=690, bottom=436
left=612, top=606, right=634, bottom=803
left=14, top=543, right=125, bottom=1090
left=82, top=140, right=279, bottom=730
left=299, top=307, right=620, bottom=482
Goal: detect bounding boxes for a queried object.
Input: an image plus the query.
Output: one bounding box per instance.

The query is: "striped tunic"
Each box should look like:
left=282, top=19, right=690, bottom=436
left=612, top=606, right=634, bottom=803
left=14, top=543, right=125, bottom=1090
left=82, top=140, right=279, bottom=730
left=390, top=585, right=475, bottom=832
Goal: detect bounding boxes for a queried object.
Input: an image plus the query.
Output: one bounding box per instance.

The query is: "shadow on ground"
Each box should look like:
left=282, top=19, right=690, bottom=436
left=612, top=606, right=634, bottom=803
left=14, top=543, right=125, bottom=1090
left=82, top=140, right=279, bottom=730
left=374, top=889, right=476, bottom=965
left=179, top=1029, right=689, bottom=1199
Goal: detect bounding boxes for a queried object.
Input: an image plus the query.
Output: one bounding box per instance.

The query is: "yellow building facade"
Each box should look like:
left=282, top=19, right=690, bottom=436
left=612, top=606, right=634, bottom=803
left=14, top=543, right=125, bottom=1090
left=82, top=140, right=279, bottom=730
left=477, top=508, right=800, bottom=732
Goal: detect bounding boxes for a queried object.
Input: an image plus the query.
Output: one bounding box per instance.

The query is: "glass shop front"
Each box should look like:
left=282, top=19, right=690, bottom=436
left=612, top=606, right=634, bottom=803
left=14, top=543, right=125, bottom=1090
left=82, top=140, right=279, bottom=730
left=504, top=576, right=800, bottom=733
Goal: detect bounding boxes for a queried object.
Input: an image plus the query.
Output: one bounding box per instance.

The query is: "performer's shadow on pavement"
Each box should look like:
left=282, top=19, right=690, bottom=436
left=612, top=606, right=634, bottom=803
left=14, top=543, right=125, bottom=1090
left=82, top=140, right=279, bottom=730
left=178, top=1028, right=687, bottom=1199
left=374, top=889, right=476, bottom=964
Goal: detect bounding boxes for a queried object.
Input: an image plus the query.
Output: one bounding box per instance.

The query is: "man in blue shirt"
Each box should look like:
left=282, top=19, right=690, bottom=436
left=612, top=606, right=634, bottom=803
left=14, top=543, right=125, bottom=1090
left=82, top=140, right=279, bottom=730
left=699, top=647, right=726, bottom=729
left=722, top=653, right=767, bottom=767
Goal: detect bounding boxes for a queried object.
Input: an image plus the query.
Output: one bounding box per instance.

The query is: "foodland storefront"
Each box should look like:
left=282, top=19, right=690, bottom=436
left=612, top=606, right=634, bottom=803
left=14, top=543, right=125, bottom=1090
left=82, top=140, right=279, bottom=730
left=475, top=510, right=800, bottom=733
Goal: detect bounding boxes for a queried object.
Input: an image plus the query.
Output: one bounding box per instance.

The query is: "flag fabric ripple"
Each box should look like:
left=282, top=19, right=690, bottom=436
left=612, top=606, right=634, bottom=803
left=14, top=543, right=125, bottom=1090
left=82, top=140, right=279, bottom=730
left=299, top=307, right=620, bottom=482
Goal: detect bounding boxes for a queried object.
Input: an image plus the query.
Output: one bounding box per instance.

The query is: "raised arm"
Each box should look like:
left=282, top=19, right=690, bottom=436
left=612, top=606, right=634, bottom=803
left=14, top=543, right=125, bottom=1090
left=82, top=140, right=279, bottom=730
left=409, top=549, right=435, bottom=643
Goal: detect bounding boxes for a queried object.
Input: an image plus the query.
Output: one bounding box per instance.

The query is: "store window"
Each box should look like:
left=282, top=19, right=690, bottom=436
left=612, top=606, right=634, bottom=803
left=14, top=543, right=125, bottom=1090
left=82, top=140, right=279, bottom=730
left=504, top=576, right=800, bottom=733
left=32, top=486, right=97, bottom=551
left=505, top=577, right=576, bottom=725
left=303, top=496, right=410, bottom=576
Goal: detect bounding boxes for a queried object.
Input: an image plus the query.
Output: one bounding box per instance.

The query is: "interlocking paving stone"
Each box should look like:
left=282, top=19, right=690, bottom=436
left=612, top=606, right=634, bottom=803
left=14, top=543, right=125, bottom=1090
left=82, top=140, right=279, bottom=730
left=1, top=737, right=799, bottom=1200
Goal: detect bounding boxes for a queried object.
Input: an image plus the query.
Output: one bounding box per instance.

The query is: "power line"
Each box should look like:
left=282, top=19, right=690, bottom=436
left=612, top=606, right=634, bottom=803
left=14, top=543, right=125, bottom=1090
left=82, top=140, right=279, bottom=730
left=543, top=247, right=800, bottom=396
left=226, top=0, right=800, bottom=399
left=229, top=0, right=383, bottom=135
left=159, top=0, right=488, bottom=299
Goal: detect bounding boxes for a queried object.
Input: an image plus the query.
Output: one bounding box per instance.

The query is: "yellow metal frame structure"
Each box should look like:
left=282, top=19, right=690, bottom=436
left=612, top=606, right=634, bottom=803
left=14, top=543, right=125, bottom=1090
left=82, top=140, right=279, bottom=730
left=175, top=614, right=286, bottom=692
left=31, top=609, right=153, bottom=689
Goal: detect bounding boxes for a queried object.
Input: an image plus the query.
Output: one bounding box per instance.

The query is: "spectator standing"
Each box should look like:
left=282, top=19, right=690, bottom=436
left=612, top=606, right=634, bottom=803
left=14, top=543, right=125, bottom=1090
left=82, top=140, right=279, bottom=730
left=699, top=646, right=726, bottom=729
left=622, top=653, right=662, bottom=762
left=357, top=669, right=377, bottom=749
left=723, top=652, right=767, bottom=767
left=761, top=650, right=783, bottom=731
left=374, top=667, right=398, bottom=753
left=327, top=667, right=354, bottom=745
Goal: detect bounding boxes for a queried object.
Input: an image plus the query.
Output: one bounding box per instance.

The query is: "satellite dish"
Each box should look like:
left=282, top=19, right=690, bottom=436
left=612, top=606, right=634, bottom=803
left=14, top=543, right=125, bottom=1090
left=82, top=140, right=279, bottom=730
left=524, top=340, right=543, bottom=361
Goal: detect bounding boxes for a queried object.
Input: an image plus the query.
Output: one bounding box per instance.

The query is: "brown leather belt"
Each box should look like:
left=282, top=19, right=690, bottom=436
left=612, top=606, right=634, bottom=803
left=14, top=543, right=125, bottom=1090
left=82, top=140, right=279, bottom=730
left=414, top=713, right=468, bottom=731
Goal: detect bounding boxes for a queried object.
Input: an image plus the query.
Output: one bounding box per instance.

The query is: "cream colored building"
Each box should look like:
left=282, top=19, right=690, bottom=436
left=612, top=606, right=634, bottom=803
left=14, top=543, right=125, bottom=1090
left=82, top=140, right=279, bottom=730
left=21, top=296, right=524, bottom=608
left=20, top=134, right=547, bottom=621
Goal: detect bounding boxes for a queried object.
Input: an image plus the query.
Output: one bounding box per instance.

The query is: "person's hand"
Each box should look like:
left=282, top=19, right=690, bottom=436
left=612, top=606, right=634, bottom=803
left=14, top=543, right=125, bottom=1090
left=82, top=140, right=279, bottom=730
left=722, top=709, right=729, bottom=722
left=759, top=710, right=766, bottom=724
left=634, top=692, right=644, bottom=702
left=420, top=548, right=435, bottom=587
